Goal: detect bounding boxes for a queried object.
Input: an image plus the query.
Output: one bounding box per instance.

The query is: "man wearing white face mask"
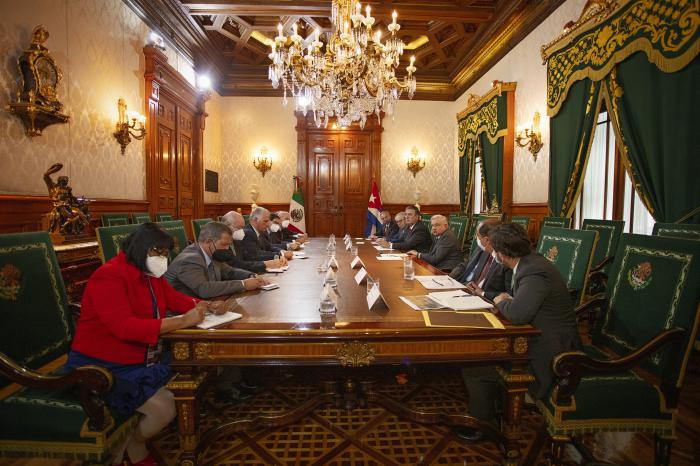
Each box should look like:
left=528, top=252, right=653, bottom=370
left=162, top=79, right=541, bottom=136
left=449, top=219, right=512, bottom=300
left=278, top=211, right=307, bottom=244
left=219, top=211, right=285, bottom=273
left=268, top=212, right=299, bottom=250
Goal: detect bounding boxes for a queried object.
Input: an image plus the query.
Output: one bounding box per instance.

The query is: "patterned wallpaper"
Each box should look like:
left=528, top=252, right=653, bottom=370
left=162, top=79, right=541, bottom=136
left=454, top=0, right=587, bottom=204
left=203, top=90, right=222, bottom=203
left=0, top=0, right=194, bottom=200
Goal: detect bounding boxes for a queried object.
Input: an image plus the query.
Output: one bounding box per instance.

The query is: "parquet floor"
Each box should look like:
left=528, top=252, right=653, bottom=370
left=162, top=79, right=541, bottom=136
left=3, top=356, right=698, bottom=466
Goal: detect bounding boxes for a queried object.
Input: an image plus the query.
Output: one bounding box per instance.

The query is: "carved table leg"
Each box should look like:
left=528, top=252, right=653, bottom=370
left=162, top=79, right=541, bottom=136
left=167, top=366, right=207, bottom=466
left=497, top=362, right=534, bottom=466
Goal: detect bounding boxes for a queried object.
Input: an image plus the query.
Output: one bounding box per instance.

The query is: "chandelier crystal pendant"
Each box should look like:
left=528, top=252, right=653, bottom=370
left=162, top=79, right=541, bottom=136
left=268, top=0, right=417, bottom=129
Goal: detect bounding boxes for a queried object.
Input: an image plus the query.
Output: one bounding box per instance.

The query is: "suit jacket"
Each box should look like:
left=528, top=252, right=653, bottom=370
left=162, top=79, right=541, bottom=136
left=449, top=248, right=513, bottom=300
left=418, top=229, right=463, bottom=271
left=219, top=242, right=266, bottom=274
left=380, top=220, right=398, bottom=240
left=496, top=253, right=581, bottom=398
left=389, top=226, right=407, bottom=243
left=391, top=221, right=433, bottom=253
left=237, top=224, right=282, bottom=261
left=164, top=243, right=254, bottom=299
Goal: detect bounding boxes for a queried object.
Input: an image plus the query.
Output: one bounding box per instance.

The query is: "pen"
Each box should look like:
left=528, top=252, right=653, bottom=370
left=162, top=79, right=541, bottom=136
left=432, top=279, right=444, bottom=286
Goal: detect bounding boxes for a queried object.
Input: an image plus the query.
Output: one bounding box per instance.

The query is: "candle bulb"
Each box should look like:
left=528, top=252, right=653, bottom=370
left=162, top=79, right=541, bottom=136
left=410, top=55, right=415, bottom=65
left=293, top=23, right=298, bottom=35
left=344, top=20, right=349, bottom=33
left=392, top=11, right=397, bottom=24
left=366, top=5, right=371, bottom=16
left=315, top=28, right=320, bottom=41
left=356, top=2, right=361, bottom=14
left=277, top=23, right=283, bottom=36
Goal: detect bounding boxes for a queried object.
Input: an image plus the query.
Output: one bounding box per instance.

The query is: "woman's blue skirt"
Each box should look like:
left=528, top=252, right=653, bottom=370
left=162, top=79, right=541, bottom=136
left=65, top=351, right=171, bottom=417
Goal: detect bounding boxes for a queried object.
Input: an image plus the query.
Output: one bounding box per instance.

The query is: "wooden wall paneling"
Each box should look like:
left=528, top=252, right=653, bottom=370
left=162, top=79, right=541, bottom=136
left=510, top=202, right=548, bottom=243
left=382, top=204, right=462, bottom=217
left=501, top=91, right=515, bottom=218
left=203, top=203, right=289, bottom=219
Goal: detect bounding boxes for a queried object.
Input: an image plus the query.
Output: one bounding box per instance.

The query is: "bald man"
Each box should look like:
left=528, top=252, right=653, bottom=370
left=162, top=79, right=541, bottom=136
left=407, top=215, right=462, bottom=271
left=220, top=211, right=284, bottom=273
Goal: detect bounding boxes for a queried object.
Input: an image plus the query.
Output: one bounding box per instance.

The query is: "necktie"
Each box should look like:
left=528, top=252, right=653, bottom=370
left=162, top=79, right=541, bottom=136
left=475, top=255, right=493, bottom=286
left=207, top=261, right=216, bottom=281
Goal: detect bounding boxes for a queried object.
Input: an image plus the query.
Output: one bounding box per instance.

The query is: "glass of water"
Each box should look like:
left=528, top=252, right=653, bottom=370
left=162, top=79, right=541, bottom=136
left=403, top=256, right=415, bottom=280
left=351, top=246, right=358, bottom=257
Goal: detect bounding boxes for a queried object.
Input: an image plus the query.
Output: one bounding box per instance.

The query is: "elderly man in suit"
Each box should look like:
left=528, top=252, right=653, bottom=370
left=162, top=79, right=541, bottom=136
left=378, top=205, right=432, bottom=252
left=267, top=212, right=299, bottom=250
left=388, top=212, right=407, bottom=243
left=407, top=215, right=462, bottom=271
left=165, top=221, right=267, bottom=298
left=238, top=207, right=293, bottom=262
left=219, top=211, right=285, bottom=274
left=371, top=210, right=398, bottom=241
left=450, top=219, right=512, bottom=300
left=455, top=223, right=581, bottom=441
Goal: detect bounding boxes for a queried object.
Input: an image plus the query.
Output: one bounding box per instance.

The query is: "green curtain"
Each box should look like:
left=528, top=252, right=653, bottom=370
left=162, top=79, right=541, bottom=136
left=458, top=139, right=477, bottom=214
left=479, top=132, right=503, bottom=209
left=605, top=53, right=700, bottom=224
left=548, top=79, right=602, bottom=217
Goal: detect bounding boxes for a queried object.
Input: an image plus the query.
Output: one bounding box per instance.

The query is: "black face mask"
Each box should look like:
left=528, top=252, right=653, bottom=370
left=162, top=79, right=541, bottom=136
left=212, top=248, right=234, bottom=263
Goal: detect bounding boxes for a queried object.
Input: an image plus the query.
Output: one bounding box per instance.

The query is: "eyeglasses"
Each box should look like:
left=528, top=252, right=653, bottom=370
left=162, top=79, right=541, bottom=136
left=150, top=247, right=170, bottom=257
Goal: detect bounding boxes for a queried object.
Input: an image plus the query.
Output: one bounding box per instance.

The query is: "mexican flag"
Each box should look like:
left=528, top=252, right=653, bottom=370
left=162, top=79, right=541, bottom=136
left=289, top=176, right=306, bottom=234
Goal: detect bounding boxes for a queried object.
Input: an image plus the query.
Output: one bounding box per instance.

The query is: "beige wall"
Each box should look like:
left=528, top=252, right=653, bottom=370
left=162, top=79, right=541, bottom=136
left=0, top=0, right=194, bottom=200
left=454, top=0, right=587, bottom=204
left=203, top=91, right=223, bottom=203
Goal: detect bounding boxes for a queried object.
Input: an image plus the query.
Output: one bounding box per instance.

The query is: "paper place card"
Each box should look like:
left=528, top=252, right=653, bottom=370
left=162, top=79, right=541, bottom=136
left=376, top=255, right=403, bottom=261
left=354, top=267, right=368, bottom=285
left=366, top=284, right=388, bottom=310
left=346, top=242, right=352, bottom=250
left=350, top=256, right=364, bottom=269
left=355, top=241, right=365, bottom=244
left=266, top=267, right=286, bottom=273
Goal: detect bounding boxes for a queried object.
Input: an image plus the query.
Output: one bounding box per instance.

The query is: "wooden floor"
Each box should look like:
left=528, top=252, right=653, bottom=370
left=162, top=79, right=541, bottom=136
left=3, top=355, right=699, bottom=466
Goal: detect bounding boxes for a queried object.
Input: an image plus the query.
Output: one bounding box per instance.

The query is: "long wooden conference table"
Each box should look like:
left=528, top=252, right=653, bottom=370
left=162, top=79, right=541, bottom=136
left=164, top=239, right=538, bottom=466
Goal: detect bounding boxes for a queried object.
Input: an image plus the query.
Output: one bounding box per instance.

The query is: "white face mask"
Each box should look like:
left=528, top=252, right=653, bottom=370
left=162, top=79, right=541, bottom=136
left=146, top=255, right=168, bottom=278
left=270, top=223, right=281, bottom=233
left=232, top=228, right=245, bottom=241
left=491, top=250, right=503, bottom=264
left=476, top=237, right=485, bottom=251
left=282, top=220, right=290, bottom=228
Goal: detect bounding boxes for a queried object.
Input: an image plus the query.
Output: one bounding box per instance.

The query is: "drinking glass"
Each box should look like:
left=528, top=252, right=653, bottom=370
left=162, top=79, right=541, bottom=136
left=403, top=256, right=415, bottom=280
left=351, top=246, right=358, bottom=257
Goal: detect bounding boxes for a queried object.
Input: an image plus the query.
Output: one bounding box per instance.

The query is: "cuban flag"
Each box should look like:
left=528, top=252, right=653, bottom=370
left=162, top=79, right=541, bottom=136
left=364, top=180, right=384, bottom=237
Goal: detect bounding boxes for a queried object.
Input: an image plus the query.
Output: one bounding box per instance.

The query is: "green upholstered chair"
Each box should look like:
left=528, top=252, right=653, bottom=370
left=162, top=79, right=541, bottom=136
left=542, top=216, right=572, bottom=228
left=157, top=220, right=189, bottom=260
left=242, top=214, right=250, bottom=225
left=0, top=231, right=138, bottom=464
left=510, top=215, right=530, bottom=230
left=537, top=226, right=598, bottom=303
left=191, top=218, right=213, bottom=242
left=652, top=222, right=700, bottom=241
left=539, top=233, right=700, bottom=465
left=581, top=219, right=625, bottom=272
left=448, top=216, right=469, bottom=250
left=465, top=214, right=502, bottom=253
left=132, top=212, right=151, bottom=224
left=101, top=213, right=130, bottom=226
left=155, top=212, right=174, bottom=222
left=96, top=224, right=139, bottom=263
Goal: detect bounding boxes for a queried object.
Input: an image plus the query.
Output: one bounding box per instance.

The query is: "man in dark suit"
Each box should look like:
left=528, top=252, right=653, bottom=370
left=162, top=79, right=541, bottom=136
left=219, top=211, right=284, bottom=273
left=407, top=215, right=462, bottom=271
left=388, top=212, right=407, bottom=243
left=267, top=212, right=300, bottom=250
left=372, top=210, right=398, bottom=240
left=455, top=223, right=581, bottom=441
left=278, top=211, right=308, bottom=244
left=449, top=219, right=512, bottom=300
left=237, top=207, right=294, bottom=262
left=378, top=205, right=432, bottom=252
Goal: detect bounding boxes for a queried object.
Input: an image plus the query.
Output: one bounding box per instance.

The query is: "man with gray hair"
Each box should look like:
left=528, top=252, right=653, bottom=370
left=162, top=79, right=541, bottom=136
left=407, top=215, right=462, bottom=271
left=389, top=212, right=407, bottom=243
left=165, top=221, right=267, bottom=298
left=220, top=211, right=285, bottom=273
left=239, top=207, right=293, bottom=262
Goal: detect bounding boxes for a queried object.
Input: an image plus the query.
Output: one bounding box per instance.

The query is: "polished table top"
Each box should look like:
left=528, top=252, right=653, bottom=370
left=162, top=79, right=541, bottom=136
left=164, top=238, right=536, bottom=340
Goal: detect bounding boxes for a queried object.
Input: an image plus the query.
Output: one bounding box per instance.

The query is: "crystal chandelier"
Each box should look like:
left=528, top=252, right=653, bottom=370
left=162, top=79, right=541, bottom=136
left=268, top=0, right=417, bottom=129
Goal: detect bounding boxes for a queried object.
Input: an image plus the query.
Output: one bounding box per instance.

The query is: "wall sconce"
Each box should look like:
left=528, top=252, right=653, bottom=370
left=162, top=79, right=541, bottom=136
left=113, top=98, right=146, bottom=155
left=253, top=146, right=272, bottom=177
left=406, top=146, right=425, bottom=177
left=516, top=111, right=544, bottom=160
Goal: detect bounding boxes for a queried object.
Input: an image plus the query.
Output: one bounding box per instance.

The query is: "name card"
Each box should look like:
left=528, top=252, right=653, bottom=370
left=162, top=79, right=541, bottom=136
left=345, top=242, right=352, bottom=250
left=366, top=284, right=388, bottom=310
left=344, top=234, right=351, bottom=241
left=354, top=267, right=368, bottom=285
left=329, top=257, right=339, bottom=269
left=350, top=256, right=364, bottom=269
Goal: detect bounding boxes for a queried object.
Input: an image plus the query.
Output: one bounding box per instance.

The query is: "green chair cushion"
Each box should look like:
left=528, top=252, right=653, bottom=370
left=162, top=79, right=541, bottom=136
left=543, top=216, right=572, bottom=228
left=448, top=217, right=469, bottom=249
left=0, top=233, right=72, bottom=389
left=101, top=213, right=130, bottom=226
left=582, top=219, right=625, bottom=270
left=511, top=216, right=530, bottom=229
left=192, top=218, right=213, bottom=242
left=157, top=220, right=189, bottom=260
left=96, top=224, right=139, bottom=263
left=537, top=226, right=598, bottom=291
left=132, top=212, right=151, bottom=224
left=652, top=222, right=700, bottom=241
left=155, top=212, right=174, bottom=222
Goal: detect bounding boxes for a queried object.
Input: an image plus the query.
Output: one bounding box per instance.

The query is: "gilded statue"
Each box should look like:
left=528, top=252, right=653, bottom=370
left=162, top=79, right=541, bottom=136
left=43, top=163, right=90, bottom=236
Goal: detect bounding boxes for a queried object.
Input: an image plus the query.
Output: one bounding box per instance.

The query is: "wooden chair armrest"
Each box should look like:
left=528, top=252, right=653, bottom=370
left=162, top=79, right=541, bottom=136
left=0, top=351, right=113, bottom=431
left=575, top=294, right=607, bottom=320
left=551, top=328, right=685, bottom=405
left=589, top=256, right=614, bottom=273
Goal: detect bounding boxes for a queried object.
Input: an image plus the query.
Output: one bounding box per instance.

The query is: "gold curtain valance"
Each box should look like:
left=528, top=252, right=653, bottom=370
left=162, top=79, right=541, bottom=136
left=542, top=0, right=700, bottom=116
left=456, top=82, right=515, bottom=154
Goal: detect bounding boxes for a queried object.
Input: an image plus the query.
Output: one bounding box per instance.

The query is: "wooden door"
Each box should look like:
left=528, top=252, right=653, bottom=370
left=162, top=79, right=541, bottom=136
left=177, top=108, right=195, bottom=231
left=339, top=134, right=371, bottom=236
left=155, top=97, right=177, bottom=215
left=308, top=134, right=341, bottom=236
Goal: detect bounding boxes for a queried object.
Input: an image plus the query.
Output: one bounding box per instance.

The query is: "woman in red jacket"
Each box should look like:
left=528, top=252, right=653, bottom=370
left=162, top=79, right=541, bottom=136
left=67, top=223, right=217, bottom=466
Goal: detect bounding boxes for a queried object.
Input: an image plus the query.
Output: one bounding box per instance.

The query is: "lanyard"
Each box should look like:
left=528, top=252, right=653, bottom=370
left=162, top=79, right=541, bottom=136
left=145, top=277, right=163, bottom=367
left=146, top=277, right=160, bottom=319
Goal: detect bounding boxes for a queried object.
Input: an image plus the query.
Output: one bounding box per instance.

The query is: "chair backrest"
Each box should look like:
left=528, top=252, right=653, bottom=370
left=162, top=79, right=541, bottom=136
left=652, top=222, right=700, bottom=241
left=536, top=226, right=598, bottom=292
left=157, top=220, right=189, bottom=260
left=191, top=218, right=213, bottom=242
left=0, top=232, right=72, bottom=389
left=581, top=219, right=625, bottom=270
left=593, top=233, right=700, bottom=382
left=242, top=214, right=250, bottom=225
left=155, top=212, right=174, bottom=222
left=421, top=218, right=432, bottom=236
left=448, top=217, right=469, bottom=249
left=96, top=224, right=139, bottom=263
left=101, top=213, right=130, bottom=226
left=511, top=215, right=530, bottom=230
left=542, top=216, right=572, bottom=228
left=132, top=212, right=151, bottom=224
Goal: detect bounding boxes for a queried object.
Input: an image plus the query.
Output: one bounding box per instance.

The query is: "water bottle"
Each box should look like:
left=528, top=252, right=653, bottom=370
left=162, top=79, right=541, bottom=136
left=324, top=267, right=337, bottom=287
left=403, top=256, right=415, bottom=280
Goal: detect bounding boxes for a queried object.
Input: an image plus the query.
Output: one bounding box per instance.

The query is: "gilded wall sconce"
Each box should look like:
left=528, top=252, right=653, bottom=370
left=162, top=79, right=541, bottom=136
left=516, top=111, right=544, bottom=160
left=253, top=146, right=272, bottom=176
left=406, top=146, right=425, bottom=177
left=113, top=98, right=146, bottom=155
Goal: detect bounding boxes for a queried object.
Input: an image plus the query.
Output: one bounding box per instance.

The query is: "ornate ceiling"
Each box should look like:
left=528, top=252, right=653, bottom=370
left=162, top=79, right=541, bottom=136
left=125, top=0, right=567, bottom=100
